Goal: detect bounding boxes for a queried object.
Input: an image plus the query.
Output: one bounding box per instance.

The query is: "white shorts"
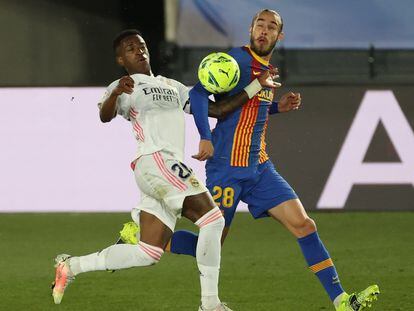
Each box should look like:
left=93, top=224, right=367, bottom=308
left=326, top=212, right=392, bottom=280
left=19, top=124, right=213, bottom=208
left=133, top=151, right=208, bottom=231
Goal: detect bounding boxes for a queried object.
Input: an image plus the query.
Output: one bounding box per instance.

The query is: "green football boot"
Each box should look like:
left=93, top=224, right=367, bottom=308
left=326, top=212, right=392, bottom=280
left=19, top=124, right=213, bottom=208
left=116, top=221, right=140, bottom=245
left=108, top=221, right=140, bottom=273
left=336, top=285, right=380, bottom=311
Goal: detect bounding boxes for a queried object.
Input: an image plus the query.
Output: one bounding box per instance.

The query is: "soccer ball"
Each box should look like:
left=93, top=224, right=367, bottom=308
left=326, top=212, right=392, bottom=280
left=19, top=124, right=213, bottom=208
left=198, top=52, right=240, bottom=94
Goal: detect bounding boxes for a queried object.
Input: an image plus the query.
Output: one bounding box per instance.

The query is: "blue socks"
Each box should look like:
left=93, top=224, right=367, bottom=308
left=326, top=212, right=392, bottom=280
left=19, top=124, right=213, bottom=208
left=170, top=230, right=198, bottom=257
left=298, top=231, right=344, bottom=301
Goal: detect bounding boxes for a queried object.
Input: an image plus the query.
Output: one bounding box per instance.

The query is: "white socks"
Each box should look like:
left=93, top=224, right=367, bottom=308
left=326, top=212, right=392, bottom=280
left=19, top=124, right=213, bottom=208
left=67, top=207, right=224, bottom=311
left=195, top=207, right=225, bottom=310
left=68, top=241, right=163, bottom=275
left=333, top=292, right=347, bottom=308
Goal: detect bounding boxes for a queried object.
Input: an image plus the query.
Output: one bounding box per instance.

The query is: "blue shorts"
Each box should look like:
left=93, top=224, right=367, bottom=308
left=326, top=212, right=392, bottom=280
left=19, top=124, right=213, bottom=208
left=206, top=160, right=298, bottom=226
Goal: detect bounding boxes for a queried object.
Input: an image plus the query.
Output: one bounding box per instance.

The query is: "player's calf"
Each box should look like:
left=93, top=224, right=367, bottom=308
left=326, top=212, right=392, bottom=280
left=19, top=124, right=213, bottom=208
left=51, top=242, right=164, bottom=303
left=195, top=207, right=225, bottom=310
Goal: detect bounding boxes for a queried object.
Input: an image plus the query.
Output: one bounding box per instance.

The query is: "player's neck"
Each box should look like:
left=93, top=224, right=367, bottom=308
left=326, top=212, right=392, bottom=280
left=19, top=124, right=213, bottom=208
left=262, top=53, right=272, bottom=62
left=128, top=70, right=153, bottom=76
left=256, top=49, right=273, bottom=62
left=247, top=45, right=273, bottom=64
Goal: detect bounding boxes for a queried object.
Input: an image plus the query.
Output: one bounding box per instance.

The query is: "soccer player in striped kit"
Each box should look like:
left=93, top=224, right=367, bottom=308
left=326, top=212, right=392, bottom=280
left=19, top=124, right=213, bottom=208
left=168, top=9, right=380, bottom=311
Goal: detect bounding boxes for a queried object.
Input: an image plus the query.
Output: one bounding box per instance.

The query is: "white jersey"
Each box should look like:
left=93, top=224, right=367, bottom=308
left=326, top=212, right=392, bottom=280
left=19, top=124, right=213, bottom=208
left=100, top=74, right=191, bottom=161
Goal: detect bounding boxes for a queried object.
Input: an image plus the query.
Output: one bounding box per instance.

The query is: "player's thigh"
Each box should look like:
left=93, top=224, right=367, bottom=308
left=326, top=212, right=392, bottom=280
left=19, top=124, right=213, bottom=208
left=242, top=161, right=298, bottom=220
left=135, top=151, right=208, bottom=222
left=268, top=199, right=316, bottom=238
left=134, top=152, right=192, bottom=201
left=136, top=195, right=178, bottom=249
left=182, top=191, right=216, bottom=223
left=139, top=210, right=173, bottom=249
left=268, top=198, right=308, bottom=225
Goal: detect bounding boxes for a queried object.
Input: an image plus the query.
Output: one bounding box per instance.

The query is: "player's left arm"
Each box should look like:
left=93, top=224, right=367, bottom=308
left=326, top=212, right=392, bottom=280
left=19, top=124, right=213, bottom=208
left=270, top=92, right=301, bottom=114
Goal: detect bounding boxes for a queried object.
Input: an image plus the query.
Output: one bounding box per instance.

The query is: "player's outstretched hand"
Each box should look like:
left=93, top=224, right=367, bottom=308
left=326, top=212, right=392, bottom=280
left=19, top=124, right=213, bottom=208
left=113, top=76, right=135, bottom=95
left=278, top=92, right=301, bottom=113
left=258, top=68, right=281, bottom=89
left=192, top=139, right=214, bottom=161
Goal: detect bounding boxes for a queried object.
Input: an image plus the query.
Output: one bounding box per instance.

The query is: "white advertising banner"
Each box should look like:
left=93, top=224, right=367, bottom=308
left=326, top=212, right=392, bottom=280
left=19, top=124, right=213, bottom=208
left=0, top=87, right=249, bottom=212
left=1, top=88, right=413, bottom=212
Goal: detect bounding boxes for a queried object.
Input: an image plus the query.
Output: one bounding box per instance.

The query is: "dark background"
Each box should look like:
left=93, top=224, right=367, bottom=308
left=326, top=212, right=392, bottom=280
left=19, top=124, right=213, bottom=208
left=2, top=0, right=414, bottom=87
left=0, top=0, right=165, bottom=86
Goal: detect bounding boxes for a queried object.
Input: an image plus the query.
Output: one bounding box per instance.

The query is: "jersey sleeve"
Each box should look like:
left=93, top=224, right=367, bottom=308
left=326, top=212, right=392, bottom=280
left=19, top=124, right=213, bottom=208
left=98, top=79, right=130, bottom=120
left=269, top=101, right=279, bottom=114
left=189, top=82, right=211, bottom=140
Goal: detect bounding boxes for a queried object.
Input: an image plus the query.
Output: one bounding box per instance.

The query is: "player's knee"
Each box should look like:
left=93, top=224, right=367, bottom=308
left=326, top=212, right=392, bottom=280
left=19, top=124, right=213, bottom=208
left=183, top=192, right=217, bottom=222
left=197, top=207, right=225, bottom=231
left=137, top=241, right=164, bottom=266
left=290, top=217, right=316, bottom=237
left=204, top=212, right=225, bottom=231
left=298, top=217, right=317, bottom=237
left=305, top=217, right=317, bottom=232
left=213, top=212, right=225, bottom=230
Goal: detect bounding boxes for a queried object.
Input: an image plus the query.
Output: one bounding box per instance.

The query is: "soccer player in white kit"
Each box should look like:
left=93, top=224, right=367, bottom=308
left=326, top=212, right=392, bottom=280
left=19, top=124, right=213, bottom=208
left=51, top=29, right=231, bottom=311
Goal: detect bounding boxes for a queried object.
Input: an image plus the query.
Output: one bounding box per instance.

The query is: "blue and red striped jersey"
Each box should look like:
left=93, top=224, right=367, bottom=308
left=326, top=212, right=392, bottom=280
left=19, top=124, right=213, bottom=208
left=211, top=46, right=275, bottom=167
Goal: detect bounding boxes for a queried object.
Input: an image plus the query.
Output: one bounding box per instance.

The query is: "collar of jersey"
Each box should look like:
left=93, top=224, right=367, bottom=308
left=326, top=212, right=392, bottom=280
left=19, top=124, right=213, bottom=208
left=130, top=72, right=154, bottom=77
left=245, top=45, right=269, bottom=66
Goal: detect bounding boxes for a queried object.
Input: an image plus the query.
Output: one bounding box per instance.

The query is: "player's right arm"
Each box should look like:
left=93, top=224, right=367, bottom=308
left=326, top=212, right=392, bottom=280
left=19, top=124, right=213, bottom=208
left=208, top=69, right=280, bottom=119
left=99, top=76, right=134, bottom=123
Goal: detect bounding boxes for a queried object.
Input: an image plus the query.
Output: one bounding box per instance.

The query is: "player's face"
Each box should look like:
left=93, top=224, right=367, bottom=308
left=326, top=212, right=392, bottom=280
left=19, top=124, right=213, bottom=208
left=117, top=35, right=151, bottom=75
left=250, top=11, right=283, bottom=57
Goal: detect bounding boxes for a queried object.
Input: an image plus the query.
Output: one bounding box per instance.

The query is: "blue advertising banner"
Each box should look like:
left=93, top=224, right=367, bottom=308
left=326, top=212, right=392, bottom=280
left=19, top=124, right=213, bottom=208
left=176, top=0, right=414, bottom=48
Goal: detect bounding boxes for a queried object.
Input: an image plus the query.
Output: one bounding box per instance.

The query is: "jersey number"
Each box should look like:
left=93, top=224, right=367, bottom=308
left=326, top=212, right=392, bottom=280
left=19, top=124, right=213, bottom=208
left=212, top=186, right=235, bottom=208
left=171, top=162, right=192, bottom=180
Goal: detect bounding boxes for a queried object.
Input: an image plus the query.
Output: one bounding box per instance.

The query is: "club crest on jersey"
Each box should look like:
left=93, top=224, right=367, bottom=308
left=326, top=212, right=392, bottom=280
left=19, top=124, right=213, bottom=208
left=189, top=177, right=200, bottom=187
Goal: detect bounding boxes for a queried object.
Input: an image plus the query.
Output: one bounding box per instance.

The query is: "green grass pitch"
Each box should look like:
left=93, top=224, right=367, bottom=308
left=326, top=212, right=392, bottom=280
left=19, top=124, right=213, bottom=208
left=0, top=212, right=413, bottom=310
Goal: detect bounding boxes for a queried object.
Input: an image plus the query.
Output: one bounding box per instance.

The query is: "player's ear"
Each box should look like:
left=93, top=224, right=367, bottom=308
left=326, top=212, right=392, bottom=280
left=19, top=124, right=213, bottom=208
left=116, top=55, right=124, bottom=67
left=277, top=32, right=285, bottom=41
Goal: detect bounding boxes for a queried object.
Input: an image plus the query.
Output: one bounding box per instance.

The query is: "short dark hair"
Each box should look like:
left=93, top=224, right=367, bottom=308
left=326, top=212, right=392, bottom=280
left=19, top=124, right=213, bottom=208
left=112, top=29, right=142, bottom=54
left=251, top=9, right=283, bottom=32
